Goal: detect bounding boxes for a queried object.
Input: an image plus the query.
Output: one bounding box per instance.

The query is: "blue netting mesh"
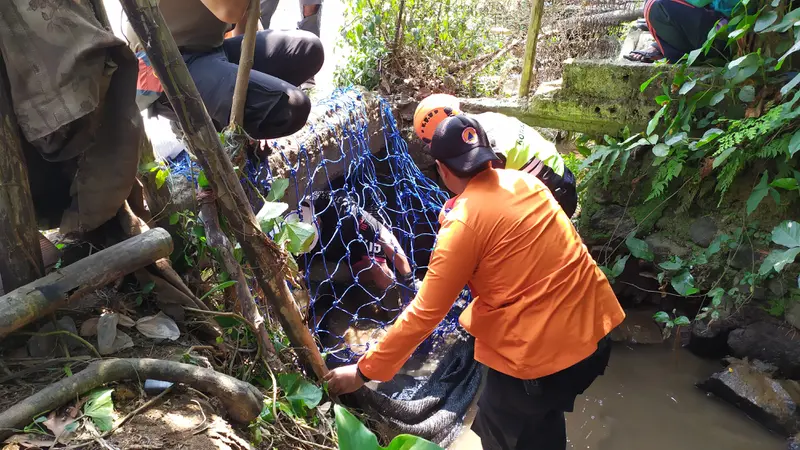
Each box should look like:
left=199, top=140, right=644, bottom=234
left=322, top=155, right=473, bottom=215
left=169, top=87, right=471, bottom=366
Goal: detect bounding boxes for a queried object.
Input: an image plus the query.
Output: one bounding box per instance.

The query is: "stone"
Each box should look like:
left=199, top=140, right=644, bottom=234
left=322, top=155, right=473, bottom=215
left=786, top=302, right=800, bottom=331
left=687, top=320, right=730, bottom=358
left=768, top=277, right=790, bottom=298
left=27, top=317, right=83, bottom=357
left=698, top=358, right=800, bottom=436
left=608, top=310, right=664, bottom=344
left=728, top=321, right=800, bottom=378
left=690, top=217, right=717, bottom=248
left=645, top=233, right=689, bottom=262
left=789, top=433, right=800, bottom=450
left=589, top=205, right=636, bottom=241
left=729, top=245, right=757, bottom=270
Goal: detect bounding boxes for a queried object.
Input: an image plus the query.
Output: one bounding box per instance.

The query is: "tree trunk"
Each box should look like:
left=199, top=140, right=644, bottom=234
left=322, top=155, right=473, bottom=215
left=0, top=228, right=173, bottom=338
left=120, top=0, right=328, bottom=380
left=0, top=56, right=43, bottom=295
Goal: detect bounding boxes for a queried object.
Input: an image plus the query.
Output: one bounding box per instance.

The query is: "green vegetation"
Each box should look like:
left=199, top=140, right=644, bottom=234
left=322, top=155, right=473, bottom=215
left=582, top=1, right=800, bottom=323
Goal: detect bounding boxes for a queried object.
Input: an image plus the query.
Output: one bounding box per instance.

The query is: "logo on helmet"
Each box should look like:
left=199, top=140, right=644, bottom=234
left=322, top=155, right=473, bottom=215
left=462, top=127, right=478, bottom=144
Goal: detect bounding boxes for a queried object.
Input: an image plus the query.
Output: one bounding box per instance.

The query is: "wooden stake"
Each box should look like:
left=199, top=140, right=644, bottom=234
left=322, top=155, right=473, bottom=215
left=121, top=0, right=329, bottom=380
left=519, top=0, right=545, bottom=97
left=229, top=0, right=261, bottom=128
left=0, top=56, right=44, bottom=294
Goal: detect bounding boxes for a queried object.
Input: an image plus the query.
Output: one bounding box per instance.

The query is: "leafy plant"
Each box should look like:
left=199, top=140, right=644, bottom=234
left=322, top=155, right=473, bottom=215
left=653, top=310, right=691, bottom=339
left=759, top=220, right=800, bottom=275
left=255, top=178, right=317, bottom=255
left=83, top=389, right=115, bottom=432
left=335, top=405, right=443, bottom=450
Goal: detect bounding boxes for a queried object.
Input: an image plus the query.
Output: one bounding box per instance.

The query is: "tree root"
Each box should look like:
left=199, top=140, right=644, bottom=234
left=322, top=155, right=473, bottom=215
left=0, top=358, right=264, bottom=441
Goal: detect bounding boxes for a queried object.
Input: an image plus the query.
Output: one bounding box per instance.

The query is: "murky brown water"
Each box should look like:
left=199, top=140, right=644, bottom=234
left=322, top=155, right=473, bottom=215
left=565, top=343, right=785, bottom=450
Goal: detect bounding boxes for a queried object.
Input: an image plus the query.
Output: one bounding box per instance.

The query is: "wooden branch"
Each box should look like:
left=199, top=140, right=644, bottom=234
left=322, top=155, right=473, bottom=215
left=0, top=228, right=173, bottom=338
left=467, top=39, right=522, bottom=82
left=0, top=56, right=44, bottom=294
left=520, top=0, right=546, bottom=97
left=229, top=0, right=261, bottom=128
left=121, top=0, right=329, bottom=380
left=198, top=190, right=283, bottom=372
left=0, top=358, right=263, bottom=441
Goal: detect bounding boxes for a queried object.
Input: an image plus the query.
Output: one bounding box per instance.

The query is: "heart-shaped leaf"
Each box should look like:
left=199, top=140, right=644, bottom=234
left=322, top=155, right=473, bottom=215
left=755, top=10, right=778, bottom=32
left=671, top=270, right=699, bottom=296
left=738, top=85, right=756, bottom=102
left=759, top=248, right=800, bottom=275
left=771, top=220, right=800, bottom=248
left=626, top=234, right=654, bottom=262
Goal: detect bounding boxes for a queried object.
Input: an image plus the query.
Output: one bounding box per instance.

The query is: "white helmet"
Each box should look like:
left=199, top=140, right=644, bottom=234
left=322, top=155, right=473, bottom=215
left=284, top=198, right=319, bottom=253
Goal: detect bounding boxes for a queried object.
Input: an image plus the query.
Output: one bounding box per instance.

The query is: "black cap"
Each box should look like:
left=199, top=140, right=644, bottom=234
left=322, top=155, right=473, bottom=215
left=429, top=114, right=499, bottom=173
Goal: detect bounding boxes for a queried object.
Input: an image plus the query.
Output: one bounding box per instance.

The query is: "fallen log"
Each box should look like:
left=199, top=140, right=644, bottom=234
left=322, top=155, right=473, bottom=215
left=0, top=358, right=263, bottom=441
left=0, top=228, right=173, bottom=338
left=121, top=0, right=329, bottom=380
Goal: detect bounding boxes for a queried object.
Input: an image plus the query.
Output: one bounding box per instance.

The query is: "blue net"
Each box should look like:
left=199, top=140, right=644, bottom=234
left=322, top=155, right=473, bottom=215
left=169, top=87, right=471, bottom=367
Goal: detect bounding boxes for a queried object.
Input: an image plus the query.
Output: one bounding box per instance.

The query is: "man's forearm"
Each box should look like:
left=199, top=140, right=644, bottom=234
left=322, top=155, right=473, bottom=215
left=379, top=226, right=412, bottom=275
left=200, top=0, right=249, bottom=24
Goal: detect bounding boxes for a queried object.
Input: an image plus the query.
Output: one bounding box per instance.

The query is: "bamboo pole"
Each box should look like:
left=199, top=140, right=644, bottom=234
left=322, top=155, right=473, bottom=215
left=519, top=0, right=546, bottom=97
left=120, top=0, right=329, bottom=380
left=230, top=0, right=261, bottom=128
left=0, top=56, right=44, bottom=294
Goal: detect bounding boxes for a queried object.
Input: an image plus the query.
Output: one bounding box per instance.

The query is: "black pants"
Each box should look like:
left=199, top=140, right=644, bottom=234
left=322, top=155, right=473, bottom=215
left=152, top=30, right=324, bottom=140
left=644, top=0, right=725, bottom=62
left=472, top=338, right=612, bottom=450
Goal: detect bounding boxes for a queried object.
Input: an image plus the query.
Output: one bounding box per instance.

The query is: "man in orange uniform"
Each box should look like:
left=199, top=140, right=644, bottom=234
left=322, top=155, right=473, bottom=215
left=325, top=115, right=625, bottom=450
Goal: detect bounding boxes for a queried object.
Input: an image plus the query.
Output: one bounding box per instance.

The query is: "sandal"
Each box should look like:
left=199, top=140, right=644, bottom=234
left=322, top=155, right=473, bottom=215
left=624, top=45, right=663, bottom=63
left=634, top=18, right=649, bottom=31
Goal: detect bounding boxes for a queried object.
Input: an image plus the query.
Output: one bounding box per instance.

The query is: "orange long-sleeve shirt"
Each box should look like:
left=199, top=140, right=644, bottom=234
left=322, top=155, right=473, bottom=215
left=357, top=168, right=625, bottom=382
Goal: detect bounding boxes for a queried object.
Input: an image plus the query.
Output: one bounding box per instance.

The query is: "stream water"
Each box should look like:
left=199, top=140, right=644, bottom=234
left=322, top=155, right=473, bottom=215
left=454, top=342, right=785, bottom=449
left=568, top=343, right=783, bottom=449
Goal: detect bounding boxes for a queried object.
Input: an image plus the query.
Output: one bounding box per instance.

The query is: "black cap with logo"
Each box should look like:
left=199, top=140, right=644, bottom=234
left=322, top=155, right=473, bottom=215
left=429, top=114, right=499, bottom=173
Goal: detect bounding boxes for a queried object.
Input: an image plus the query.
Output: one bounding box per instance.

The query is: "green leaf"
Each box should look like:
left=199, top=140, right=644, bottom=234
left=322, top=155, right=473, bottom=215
left=655, top=94, right=671, bottom=105
left=652, top=143, right=670, bottom=157
left=659, top=256, right=684, bottom=271
left=687, top=48, right=703, bottom=66
left=755, top=10, right=778, bottom=32
left=777, top=40, right=800, bottom=70
left=335, top=405, right=381, bottom=450
left=653, top=311, right=671, bottom=323
left=199, top=280, right=237, bottom=302
left=256, top=201, right=289, bottom=232
left=648, top=105, right=667, bottom=135
left=738, top=85, right=756, bottom=102
left=141, top=281, right=156, bottom=295
left=709, top=89, right=729, bottom=106
left=713, top=147, right=737, bottom=168
left=626, top=234, right=654, bottom=262
left=771, top=220, right=800, bottom=248
left=665, top=132, right=687, bottom=146
left=673, top=316, right=691, bottom=326
left=198, top=171, right=209, bottom=189
left=789, top=130, right=800, bottom=158
left=679, top=79, right=697, bottom=95
left=770, top=178, right=799, bottom=191
left=759, top=247, right=800, bottom=275
left=610, top=255, right=630, bottom=279
left=385, top=435, right=445, bottom=450
left=671, top=270, right=699, bottom=296
left=169, top=212, right=180, bottom=225
left=283, top=221, right=317, bottom=254
left=781, top=73, right=800, bottom=96
left=285, top=379, right=323, bottom=415
left=266, top=178, right=290, bottom=202
left=84, top=389, right=115, bottom=433
left=746, top=171, right=770, bottom=216
left=728, top=28, right=747, bottom=40
left=640, top=72, right=663, bottom=92
left=707, top=287, right=725, bottom=307
left=155, top=169, right=168, bottom=189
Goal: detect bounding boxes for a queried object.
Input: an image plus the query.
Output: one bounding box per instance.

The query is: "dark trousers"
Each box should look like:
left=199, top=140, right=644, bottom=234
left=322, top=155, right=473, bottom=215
left=644, top=0, right=725, bottom=62
left=152, top=30, right=324, bottom=140
left=472, top=338, right=612, bottom=450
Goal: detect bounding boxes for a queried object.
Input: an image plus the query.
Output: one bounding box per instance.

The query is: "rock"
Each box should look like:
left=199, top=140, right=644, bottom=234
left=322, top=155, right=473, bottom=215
left=789, top=433, right=800, bottom=450
left=27, top=317, right=82, bottom=357
left=589, top=205, right=636, bottom=241
left=592, top=190, right=613, bottom=205
left=608, top=310, right=664, bottom=344
left=690, top=217, right=717, bottom=247
left=645, top=233, right=689, bottom=262
left=698, top=358, right=800, bottom=436
left=56, top=317, right=82, bottom=351
left=787, top=303, right=800, bottom=331
left=687, top=320, right=730, bottom=358
left=769, top=277, right=789, bottom=298
left=729, top=245, right=757, bottom=270
left=728, top=321, right=800, bottom=378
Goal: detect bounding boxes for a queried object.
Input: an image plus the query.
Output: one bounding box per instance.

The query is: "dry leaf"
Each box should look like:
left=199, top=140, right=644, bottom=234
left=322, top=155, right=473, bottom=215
left=117, top=314, right=136, bottom=328
left=97, top=313, right=119, bottom=356
left=79, top=318, right=99, bottom=337
left=43, top=408, right=78, bottom=441
left=136, top=312, right=180, bottom=341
